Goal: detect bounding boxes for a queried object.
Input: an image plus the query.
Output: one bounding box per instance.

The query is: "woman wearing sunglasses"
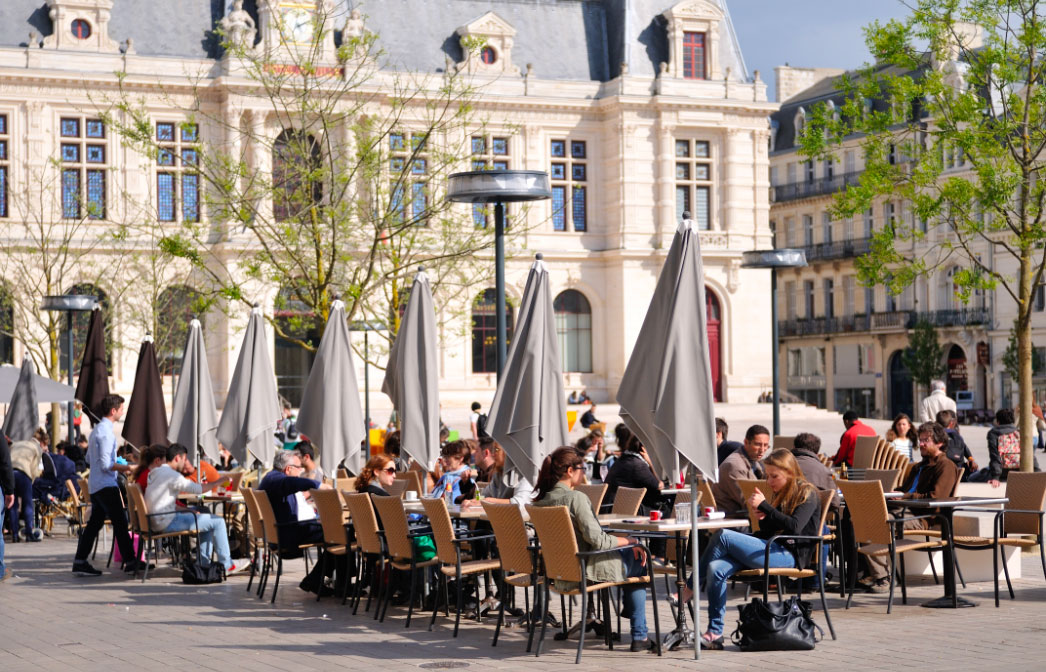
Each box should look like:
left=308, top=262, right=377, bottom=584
left=356, top=455, right=398, bottom=497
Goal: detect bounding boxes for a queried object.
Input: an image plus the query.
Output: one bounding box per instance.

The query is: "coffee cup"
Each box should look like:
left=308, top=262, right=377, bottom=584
left=649, top=510, right=662, bottom=522
left=404, top=490, right=418, bottom=501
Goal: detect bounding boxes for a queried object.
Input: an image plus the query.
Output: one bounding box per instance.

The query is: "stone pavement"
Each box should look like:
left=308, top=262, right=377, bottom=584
left=2, top=523, right=1045, bottom=672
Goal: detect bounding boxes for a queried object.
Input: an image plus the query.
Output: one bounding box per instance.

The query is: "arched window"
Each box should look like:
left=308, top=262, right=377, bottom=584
left=61, top=283, right=110, bottom=378
left=273, top=130, right=322, bottom=222
left=156, top=285, right=203, bottom=377
left=274, top=286, right=320, bottom=407
left=0, top=285, right=13, bottom=365
left=472, top=289, right=513, bottom=374
left=554, top=289, right=592, bottom=373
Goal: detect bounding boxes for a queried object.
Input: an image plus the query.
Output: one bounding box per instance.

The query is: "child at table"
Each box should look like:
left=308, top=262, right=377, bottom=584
left=429, top=440, right=475, bottom=504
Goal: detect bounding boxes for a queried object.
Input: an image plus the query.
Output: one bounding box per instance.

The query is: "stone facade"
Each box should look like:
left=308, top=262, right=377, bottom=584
left=0, top=0, right=776, bottom=414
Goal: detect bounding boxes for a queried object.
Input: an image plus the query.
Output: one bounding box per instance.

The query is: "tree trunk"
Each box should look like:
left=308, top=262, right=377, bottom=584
left=1018, top=255, right=1035, bottom=472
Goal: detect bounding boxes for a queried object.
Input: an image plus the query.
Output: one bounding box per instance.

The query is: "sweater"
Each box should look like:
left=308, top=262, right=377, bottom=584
left=531, top=483, right=622, bottom=590
left=146, top=465, right=201, bottom=531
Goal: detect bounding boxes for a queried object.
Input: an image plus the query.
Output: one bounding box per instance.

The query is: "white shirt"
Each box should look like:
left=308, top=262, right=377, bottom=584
left=146, top=464, right=201, bottom=531
left=920, top=389, right=957, bottom=423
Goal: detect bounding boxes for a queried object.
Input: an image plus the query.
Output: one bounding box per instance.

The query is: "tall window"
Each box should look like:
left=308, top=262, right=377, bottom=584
left=0, top=114, right=8, bottom=218
left=155, top=285, right=202, bottom=377
left=843, top=275, right=855, bottom=317
left=0, top=285, right=12, bottom=365
left=156, top=122, right=200, bottom=223
left=675, top=139, right=711, bottom=229
left=550, top=139, right=587, bottom=232
left=682, top=31, right=707, bottom=79
left=864, top=206, right=874, bottom=237
left=273, top=129, right=322, bottom=222
left=865, top=286, right=876, bottom=314
left=823, top=278, right=835, bottom=319
left=822, top=212, right=832, bottom=244
left=802, top=214, right=814, bottom=246
left=60, top=117, right=107, bottom=219
left=472, top=288, right=514, bottom=374
left=274, top=286, right=320, bottom=407
left=470, top=135, right=509, bottom=228
left=388, top=131, right=429, bottom=225
left=803, top=280, right=815, bottom=318
left=784, top=280, right=797, bottom=320
left=554, top=290, right=592, bottom=373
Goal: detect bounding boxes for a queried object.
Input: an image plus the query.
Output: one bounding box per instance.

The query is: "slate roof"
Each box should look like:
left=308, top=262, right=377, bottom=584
left=0, top=0, right=752, bottom=83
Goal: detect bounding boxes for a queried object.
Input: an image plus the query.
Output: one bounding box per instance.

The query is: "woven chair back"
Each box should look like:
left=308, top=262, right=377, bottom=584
left=525, top=504, right=582, bottom=584
left=696, top=478, right=716, bottom=509
left=951, top=467, right=964, bottom=496
left=1004, top=471, right=1046, bottom=535
left=240, top=488, right=265, bottom=540
left=66, top=479, right=85, bottom=522
left=78, top=478, right=89, bottom=500
left=420, top=497, right=458, bottom=564
left=386, top=479, right=408, bottom=498
left=395, top=471, right=424, bottom=497
left=342, top=492, right=382, bottom=554
left=611, top=486, right=645, bottom=515
left=335, top=477, right=357, bottom=492
left=837, top=480, right=891, bottom=545
left=852, top=435, right=881, bottom=470
left=336, top=468, right=350, bottom=479
left=311, top=488, right=348, bottom=545
left=370, top=494, right=412, bottom=561
left=864, top=469, right=900, bottom=492
left=482, top=501, right=534, bottom=575
left=737, top=479, right=770, bottom=531
left=773, top=436, right=795, bottom=451
left=575, top=483, right=608, bottom=513
left=126, top=483, right=147, bottom=532
left=251, top=489, right=282, bottom=548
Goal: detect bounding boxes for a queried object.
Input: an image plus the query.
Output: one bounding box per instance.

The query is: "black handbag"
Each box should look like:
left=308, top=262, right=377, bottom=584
left=731, top=596, right=822, bottom=651
left=181, top=559, right=225, bottom=585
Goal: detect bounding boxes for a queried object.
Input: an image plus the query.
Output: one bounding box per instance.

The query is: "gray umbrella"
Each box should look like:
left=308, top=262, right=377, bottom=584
left=0, top=365, right=73, bottom=405
left=616, top=215, right=718, bottom=659
left=382, top=269, right=439, bottom=470
left=2, top=358, right=40, bottom=442
left=217, top=306, right=282, bottom=467
left=297, top=299, right=366, bottom=475
left=167, top=319, right=219, bottom=464
left=487, top=255, right=568, bottom=485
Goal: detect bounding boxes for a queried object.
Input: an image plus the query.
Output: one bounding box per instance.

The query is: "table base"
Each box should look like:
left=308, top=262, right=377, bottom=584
left=922, top=596, right=977, bottom=609
left=663, top=626, right=695, bottom=651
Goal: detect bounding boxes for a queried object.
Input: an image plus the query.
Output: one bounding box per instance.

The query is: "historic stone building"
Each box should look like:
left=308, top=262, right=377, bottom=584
left=0, top=0, right=775, bottom=413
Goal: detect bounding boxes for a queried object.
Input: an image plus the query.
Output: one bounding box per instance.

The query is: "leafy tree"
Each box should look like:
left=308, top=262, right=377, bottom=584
left=1002, top=323, right=1045, bottom=382
left=799, top=1, right=1046, bottom=470
left=902, top=319, right=947, bottom=390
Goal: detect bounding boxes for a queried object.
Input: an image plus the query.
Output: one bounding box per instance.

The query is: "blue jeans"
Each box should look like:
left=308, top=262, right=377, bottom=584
left=164, top=512, right=232, bottom=570
left=618, top=548, right=649, bottom=641
left=696, top=529, right=796, bottom=636
left=0, top=486, right=6, bottom=576
left=6, top=471, right=34, bottom=537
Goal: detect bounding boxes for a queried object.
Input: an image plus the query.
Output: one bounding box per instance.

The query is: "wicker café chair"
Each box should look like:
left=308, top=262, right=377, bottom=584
left=422, top=497, right=500, bottom=637
left=126, top=484, right=198, bottom=582
left=239, top=487, right=267, bottom=597
left=482, top=501, right=541, bottom=650
left=525, top=504, right=661, bottom=664
left=736, top=479, right=771, bottom=532
left=342, top=491, right=384, bottom=614
left=773, top=435, right=795, bottom=451
left=371, top=494, right=440, bottom=627
left=901, top=466, right=965, bottom=586
left=864, top=469, right=901, bottom=493
left=310, top=488, right=355, bottom=603
left=395, top=470, right=425, bottom=498
left=610, top=486, right=645, bottom=515
left=730, top=489, right=838, bottom=640
left=386, top=478, right=408, bottom=498
left=837, top=479, right=947, bottom=613
left=851, top=435, right=881, bottom=470
left=574, top=483, right=608, bottom=514
left=335, top=477, right=357, bottom=492
left=949, top=471, right=1046, bottom=606
left=696, top=478, right=717, bottom=509
left=251, top=489, right=322, bottom=604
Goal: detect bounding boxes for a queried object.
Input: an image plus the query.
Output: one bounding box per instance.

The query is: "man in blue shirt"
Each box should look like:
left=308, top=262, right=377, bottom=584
left=73, top=394, right=142, bottom=576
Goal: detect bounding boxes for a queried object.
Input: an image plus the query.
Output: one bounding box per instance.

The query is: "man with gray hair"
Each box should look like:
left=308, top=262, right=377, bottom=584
left=920, top=380, right=956, bottom=423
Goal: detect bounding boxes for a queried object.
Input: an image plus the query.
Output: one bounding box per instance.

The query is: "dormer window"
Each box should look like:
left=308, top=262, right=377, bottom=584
left=71, top=19, right=91, bottom=40
left=682, top=32, right=706, bottom=79
left=662, top=1, right=723, bottom=80
left=456, top=11, right=520, bottom=76
left=480, top=46, right=497, bottom=65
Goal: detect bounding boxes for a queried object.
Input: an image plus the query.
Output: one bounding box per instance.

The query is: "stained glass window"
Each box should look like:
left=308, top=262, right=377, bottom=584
left=182, top=173, right=199, bottom=222
left=471, top=137, right=486, bottom=154
left=180, top=124, right=198, bottom=142
left=571, top=164, right=586, bottom=181
left=181, top=149, right=198, bottom=166
left=550, top=139, right=587, bottom=232
left=570, top=141, right=586, bottom=159
left=62, top=144, right=79, bottom=162
left=86, top=170, right=105, bottom=219
left=551, top=163, right=565, bottom=180
left=61, top=118, right=79, bottom=137
left=158, top=173, right=175, bottom=222
left=492, top=137, right=508, bottom=155
left=412, top=159, right=426, bottom=175
left=62, top=169, right=80, bottom=218
left=157, top=120, right=201, bottom=223
left=472, top=203, right=487, bottom=229
left=389, top=133, right=405, bottom=150
left=572, top=186, right=586, bottom=232
left=472, top=159, right=486, bottom=171
left=492, top=160, right=508, bottom=170
left=551, top=185, right=566, bottom=231
left=550, top=140, right=565, bottom=158
left=86, top=145, right=105, bottom=163
left=86, top=120, right=105, bottom=138
left=157, top=123, right=174, bottom=141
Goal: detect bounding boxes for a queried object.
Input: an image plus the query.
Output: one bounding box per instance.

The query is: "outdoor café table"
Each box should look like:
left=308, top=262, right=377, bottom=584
left=601, top=514, right=748, bottom=649
left=177, top=492, right=244, bottom=524
left=886, top=495, right=1008, bottom=608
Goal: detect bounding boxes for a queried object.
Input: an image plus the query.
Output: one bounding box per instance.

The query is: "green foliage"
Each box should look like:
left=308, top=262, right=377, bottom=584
left=1003, top=324, right=1045, bottom=380
left=902, top=319, right=947, bottom=388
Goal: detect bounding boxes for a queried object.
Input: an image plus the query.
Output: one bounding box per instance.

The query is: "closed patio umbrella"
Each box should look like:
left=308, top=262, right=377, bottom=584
left=381, top=269, right=439, bottom=470
left=2, top=358, right=40, bottom=442
left=486, top=254, right=568, bottom=484
left=616, top=214, right=718, bottom=658
left=297, top=299, right=366, bottom=475
left=217, top=306, right=282, bottom=468
left=121, top=336, right=169, bottom=450
left=74, top=306, right=109, bottom=422
left=0, top=365, right=73, bottom=405
left=168, top=319, right=219, bottom=464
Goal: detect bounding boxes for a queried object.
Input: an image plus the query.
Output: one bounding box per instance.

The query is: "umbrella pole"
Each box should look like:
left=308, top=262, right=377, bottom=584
left=691, top=476, right=700, bottom=660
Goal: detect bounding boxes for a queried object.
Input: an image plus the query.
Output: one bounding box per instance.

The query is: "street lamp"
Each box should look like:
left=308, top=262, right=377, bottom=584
left=41, top=294, right=97, bottom=443
left=741, top=249, right=807, bottom=436
left=350, top=320, right=387, bottom=438
left=447, top=169, right=551, bottom=379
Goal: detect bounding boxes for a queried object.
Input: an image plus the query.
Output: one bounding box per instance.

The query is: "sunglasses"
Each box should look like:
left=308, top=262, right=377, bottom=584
left=382, top=467, right=397, bottom=474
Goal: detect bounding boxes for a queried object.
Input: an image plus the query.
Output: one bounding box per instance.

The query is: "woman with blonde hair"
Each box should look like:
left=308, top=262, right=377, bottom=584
left=684, top=448, right=821, bottom=649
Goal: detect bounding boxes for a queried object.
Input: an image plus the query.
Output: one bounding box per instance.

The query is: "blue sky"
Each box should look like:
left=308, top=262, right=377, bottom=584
left=727, top=0, right=909, bottom=100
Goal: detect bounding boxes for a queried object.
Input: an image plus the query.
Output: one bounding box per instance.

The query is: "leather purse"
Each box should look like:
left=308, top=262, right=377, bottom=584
left=731, top=596, right=822, bottom=651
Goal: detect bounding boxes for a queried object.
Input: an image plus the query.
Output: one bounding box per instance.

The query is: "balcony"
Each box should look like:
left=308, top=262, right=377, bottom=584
left=771, top=171, right=862, bottom=203
left=802, top=237, right=873, bottom=263
left=778, top=308, right=991, bottom=338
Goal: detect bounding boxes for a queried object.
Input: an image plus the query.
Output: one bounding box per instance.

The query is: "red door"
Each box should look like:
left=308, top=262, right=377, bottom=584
left=706, top=289, right=721, bottom=401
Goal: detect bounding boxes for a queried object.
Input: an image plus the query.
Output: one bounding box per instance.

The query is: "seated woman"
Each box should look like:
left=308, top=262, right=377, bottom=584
left=355, top=454, right=397, bottom=498
left=684, top=449, right=821, bottom=650
left=604, top=434, right=664, bottom=515
left=429, top=440, right=475, bottom=504
left=531, top=446, right=655, bottom=651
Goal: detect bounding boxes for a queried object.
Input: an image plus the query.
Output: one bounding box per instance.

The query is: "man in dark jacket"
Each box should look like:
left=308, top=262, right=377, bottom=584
left=1, top=435, right=15, bottom=581
left=790, top=433, right=838, bottom=510
left=969, top=408, right=1038, bottom=486
left=604, top=435, right=663, bottom=514
left=935, top=409, right=978, bottom=480
left=715, top=417, right=743, bottom=465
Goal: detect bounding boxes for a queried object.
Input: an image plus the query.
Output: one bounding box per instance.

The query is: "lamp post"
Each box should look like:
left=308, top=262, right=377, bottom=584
left=740, top=249, right=807, bottom=436
left=41, top=294, right=97, bottom=443
left=447, top=169, right=551, bottom=379
left=350, top=320, right=387, bottom=438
